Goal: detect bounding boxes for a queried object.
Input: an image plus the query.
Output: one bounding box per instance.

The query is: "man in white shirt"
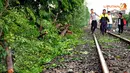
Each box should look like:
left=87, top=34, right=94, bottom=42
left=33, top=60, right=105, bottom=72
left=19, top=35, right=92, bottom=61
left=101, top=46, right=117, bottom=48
left=107, top=11, right=113, bottom=32
left=89, top=9, right=99, bottom=34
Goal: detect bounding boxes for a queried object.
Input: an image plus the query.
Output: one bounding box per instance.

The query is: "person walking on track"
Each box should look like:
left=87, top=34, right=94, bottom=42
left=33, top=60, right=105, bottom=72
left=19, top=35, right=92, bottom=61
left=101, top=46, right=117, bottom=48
left=107, top=11, right=113, bottom=32
left=89, top=9, right=99, bottom=34
left=99, top=9, right=109, bottom=35
left=118, top=13, right=124, bottom=34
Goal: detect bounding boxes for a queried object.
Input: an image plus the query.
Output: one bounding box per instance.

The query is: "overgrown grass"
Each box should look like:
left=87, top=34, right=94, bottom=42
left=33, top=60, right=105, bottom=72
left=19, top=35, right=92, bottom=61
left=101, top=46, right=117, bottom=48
left=127, top=46, right=130, bottom=49
left=98, top=35, right=120, bottom=49
left=0, top=6, right=89, bottom=73
left=99, top=35, right=120, bottom=43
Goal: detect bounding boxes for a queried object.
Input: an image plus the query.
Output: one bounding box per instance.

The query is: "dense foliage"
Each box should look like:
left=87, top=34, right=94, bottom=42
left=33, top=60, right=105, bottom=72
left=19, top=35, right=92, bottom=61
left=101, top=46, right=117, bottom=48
left=0, top=0, right=89, bottom=73
left=123, top=12, right=130, bottom=24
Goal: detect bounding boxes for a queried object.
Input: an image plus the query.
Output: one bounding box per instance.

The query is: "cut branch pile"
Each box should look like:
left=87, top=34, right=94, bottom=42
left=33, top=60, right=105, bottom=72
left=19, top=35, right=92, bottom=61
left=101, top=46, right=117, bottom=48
left=60, top=24, right=70, bottom=36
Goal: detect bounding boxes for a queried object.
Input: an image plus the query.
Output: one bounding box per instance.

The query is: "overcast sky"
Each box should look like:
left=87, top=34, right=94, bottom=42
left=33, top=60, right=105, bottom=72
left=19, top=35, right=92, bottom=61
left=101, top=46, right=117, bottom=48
left=85, top=0, right=130, bottom=15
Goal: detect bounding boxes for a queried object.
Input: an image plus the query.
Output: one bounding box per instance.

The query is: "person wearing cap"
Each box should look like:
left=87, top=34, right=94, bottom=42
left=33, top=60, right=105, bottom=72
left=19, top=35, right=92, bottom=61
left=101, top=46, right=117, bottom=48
left=89, top=9, right=99, bottom=34
left=118, top=13, right=124, bottom=34
left=99, top=9, right=109, bottom=35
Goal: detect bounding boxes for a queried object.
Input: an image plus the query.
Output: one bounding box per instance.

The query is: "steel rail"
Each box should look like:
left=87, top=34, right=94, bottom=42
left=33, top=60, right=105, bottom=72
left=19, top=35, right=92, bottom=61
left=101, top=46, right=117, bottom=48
left=108, top=32, right=130, bottom=44
left=97, top=27, right=130, bottom=44
left=93, top=34, right=109, bottom=73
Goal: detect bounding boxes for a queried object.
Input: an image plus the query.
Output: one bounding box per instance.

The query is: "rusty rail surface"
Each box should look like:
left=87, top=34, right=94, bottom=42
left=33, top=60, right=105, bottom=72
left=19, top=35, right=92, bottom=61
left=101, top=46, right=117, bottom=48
left=93, top=34, right=109, bottom=73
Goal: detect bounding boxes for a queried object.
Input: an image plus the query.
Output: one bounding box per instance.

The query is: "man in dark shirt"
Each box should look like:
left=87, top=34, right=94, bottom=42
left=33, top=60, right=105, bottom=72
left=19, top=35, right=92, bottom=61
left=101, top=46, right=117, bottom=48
left=118, top=13, right=124, bottom=34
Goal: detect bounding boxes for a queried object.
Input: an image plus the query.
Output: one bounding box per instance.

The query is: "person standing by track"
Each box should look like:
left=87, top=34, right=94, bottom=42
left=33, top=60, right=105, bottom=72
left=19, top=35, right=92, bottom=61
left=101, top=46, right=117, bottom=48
left=89, top=9, right=99, bottom=34
left=107, top=11, right=113, bottom=32
left=118, top=13, right=124, bottom=34
left=99, top=9, right=109, bottom=35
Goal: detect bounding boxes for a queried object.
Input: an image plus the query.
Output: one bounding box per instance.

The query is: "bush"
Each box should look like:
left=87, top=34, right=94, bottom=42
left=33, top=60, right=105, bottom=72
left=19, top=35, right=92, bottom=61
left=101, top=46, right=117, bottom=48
left=0, top=1, right=89, bottom=72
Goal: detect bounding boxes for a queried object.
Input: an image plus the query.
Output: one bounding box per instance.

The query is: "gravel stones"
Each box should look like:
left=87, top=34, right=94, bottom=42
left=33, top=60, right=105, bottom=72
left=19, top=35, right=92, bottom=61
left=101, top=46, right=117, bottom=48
left=43, top=28, right=102, bottom=73
left=95, top=30, right=130, bottom=73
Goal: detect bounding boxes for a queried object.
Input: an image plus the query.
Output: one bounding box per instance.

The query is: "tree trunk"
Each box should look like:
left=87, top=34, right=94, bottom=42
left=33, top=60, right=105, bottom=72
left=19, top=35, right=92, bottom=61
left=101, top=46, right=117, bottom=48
left=6, top=47, right=14, bottom=73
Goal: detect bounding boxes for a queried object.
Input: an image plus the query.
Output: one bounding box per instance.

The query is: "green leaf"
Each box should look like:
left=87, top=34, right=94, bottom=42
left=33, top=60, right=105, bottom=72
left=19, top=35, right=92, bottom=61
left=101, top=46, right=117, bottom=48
left=26, top=7, right=36, bottom=22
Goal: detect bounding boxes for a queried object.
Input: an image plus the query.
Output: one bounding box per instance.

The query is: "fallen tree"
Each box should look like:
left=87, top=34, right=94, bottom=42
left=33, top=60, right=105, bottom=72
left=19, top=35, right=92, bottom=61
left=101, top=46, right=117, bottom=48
left=60, top=24, right=70, bottom=36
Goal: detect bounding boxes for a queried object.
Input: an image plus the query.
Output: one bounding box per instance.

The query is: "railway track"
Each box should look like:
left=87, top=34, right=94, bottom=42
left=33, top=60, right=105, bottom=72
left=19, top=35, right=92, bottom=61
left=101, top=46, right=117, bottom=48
left=43, top=28, right=130, bottom=73
left=97, top=26, right=130, bottom=43
left=93, top=29, right=130, bottom=73
left=107, top=32, right=130, bottom=44
left=110, top=29, right=130, bottom=41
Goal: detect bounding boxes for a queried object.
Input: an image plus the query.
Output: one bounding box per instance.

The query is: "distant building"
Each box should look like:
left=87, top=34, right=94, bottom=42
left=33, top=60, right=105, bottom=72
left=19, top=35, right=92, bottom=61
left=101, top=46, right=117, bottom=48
left=110, top=9, right=126, bottom=18
left=121, top=10, right=126, bottom=14
left=110, top=9, right=119, bottom=27
left=111, top=9, right=119, bottom=19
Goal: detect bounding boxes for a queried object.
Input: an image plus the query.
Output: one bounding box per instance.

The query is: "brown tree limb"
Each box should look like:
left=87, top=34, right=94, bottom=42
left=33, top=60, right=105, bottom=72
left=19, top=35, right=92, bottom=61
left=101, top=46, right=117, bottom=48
left=5, top=0, right=9, bottom=9
left=3, top=41, right=14, bottom=73
left=67, top=30, right=73, bottom=34
left=60, top=25, right=70, bottom=36
left=37, top=32, right=48, bottom=39
left=6, top=49, right=14, bottom=73
left=0, top=39, right=14, bottom=73
left=54, top=13, right=58, bottom=22
left=56, top=24, right=61, bottom=29
left=53, top=10, right=62, bottom=23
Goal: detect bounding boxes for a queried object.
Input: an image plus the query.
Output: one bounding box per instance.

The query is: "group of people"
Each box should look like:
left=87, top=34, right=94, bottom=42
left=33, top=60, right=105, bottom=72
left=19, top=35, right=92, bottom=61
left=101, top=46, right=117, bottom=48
left=89, top=9, right=126, bottom=35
